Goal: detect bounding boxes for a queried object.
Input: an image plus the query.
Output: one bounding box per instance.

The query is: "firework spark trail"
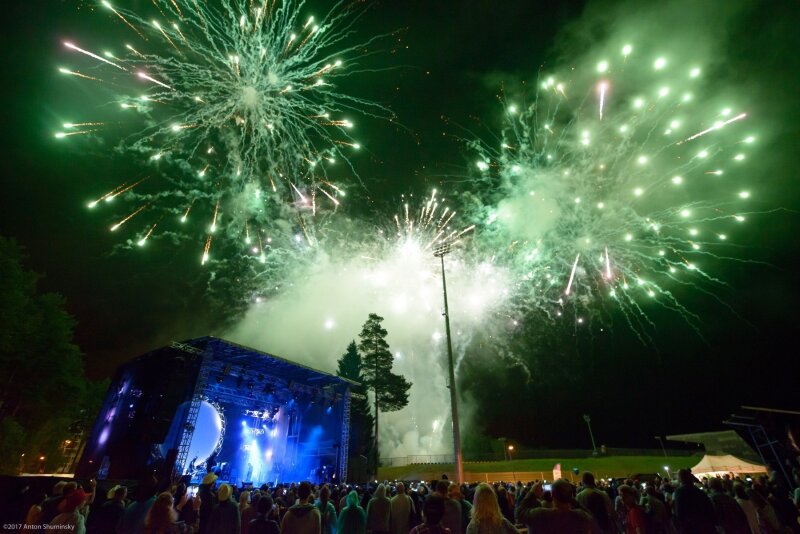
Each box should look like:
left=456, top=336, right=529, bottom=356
left=597, top=81, right=608, bottom=120
left=565, top=254, right=580, bottom=295
left=135, top=71, right=172, bottom=90
left=387, top=190, right=475, bottom=252
left=88, top=177, right=149, bottom=208
left=469, top=46, right=762, bottom=337
left=58, top=0, right=389, bottom=261
left=202, top=234, right=212, bottom=264
left=680, top=112, right=747, bottom=143
left=58, top=68, right=103, bottom=82
left=138, top=223, right=158, bottom=246
left=64, top=41, right=127, bottom=71
left=110, top=203, right=150, bottom=231
left=54, top=129, right=100, bottom=139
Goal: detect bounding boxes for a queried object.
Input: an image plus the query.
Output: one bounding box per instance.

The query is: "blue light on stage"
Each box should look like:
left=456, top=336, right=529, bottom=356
left=187, top=401, right=223, bottom=467
left=98, top=426, right=110, bottom=446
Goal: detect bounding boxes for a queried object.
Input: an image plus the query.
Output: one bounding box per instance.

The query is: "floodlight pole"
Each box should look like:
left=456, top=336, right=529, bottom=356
left=434, top=244, right=464, bottom=483
left=583, top=414, right=598, bottom=456
left=655, top=436, right=668, bottom=457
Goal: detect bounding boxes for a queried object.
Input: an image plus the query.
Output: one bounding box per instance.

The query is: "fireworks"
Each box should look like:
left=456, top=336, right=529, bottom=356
left=387, top=190, right=475, bottom=252
left=470, top=46, right=760, bottom=338
left=231, top=192, right=509, bottom=455
left=56, top=0, right=387, bottom=261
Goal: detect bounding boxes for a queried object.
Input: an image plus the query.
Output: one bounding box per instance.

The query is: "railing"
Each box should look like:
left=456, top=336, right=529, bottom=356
left=380, top=448, right=697, bottom=467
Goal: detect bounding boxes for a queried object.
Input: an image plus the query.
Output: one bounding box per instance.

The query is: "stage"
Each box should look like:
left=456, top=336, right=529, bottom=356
left=76, top=337, right=354, bottom=485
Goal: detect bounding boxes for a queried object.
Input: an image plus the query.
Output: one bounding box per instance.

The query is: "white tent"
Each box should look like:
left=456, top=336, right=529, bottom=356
left=690, top=454, right=767, bottom=478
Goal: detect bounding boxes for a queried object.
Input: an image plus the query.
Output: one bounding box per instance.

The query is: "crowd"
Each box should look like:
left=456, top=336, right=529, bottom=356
left=9, top=465, right=800, bottom=533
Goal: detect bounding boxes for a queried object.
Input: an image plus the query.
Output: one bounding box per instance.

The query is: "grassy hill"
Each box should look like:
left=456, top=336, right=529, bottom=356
left=377, top=455, right=699, bottom=482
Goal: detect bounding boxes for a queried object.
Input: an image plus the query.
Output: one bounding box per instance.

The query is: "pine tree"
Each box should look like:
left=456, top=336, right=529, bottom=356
left=357, top=313, right=411, bottom=467
left=336, top=341, right=374, bottom=461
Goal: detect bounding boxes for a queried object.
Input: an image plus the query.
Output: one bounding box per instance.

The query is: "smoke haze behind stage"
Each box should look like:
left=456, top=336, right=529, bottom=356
left=77, top=337, right=354, bottom=485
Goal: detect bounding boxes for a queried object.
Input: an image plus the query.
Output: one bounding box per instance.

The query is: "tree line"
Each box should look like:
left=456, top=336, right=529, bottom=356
left=0, top=237, right=106, bottom=475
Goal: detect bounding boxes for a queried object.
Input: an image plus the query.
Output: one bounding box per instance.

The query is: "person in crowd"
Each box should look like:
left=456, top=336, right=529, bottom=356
left=516, top=482, right=544, bottom=525
left=174, top=484, right=198, bottom=527
left=576, top=472, right=615, bottom=534
left=145, top=491, right=200, bottom=534
left=281, top=481, right=321, bottom=534
left=618, top=485, right=648, bottom=534
left=447, top=483, right=471, bottom=534
left=330, top=487, right=341, bottom=515
left=390, top=482, right=415, bottom=534
left=733, top=482, right=759, bottom=534
left=338, top=490, right=368, bottom=534
left=290, top=484, right=300, bottom=504
left=794, top=470, right=800, bottom=511
left=316, top=484, right=338, bottom=534
left=361, top=488, right=373, bottom=517
left=249, top=495, right=280, bottom=534
left=513, top=483, right=528, bottom=522
left=239, top=490, right=252, bottom=534
left=210, top=483, right=241, bottom=534
left=49, top=486, right=91, bottom=534
left=24, top=492, right=46, bottom=527
left=614, top=480, right=630, bottom=531
left=198, top=472, right=219, bottom=534
left=707, top=477, right=750, bottom=534
left=522, top=478, right=593, bottom=534
left=465, top=483, right=520, bottom=534
left=641, top=485, right=672, bottom=534
left=339, top=486, right=352, bottom=514
left=242, top=492, right=261, bottom=534
left=118, top=474, right=160, bottom=534
left=88, top=484, right=127, bottom=533
left=435, top=480, right=461, bottom=534
left=40, top=481, right=69, bottom=526
left=494, top=485, right=515, bottom=526
left=366, top=483, right=391, bottom=534
left=409, top=484, right=427, bottom=526
left=672, top=469, right=716, bottom=534
left=337, top=485, right=350, bottom=514
left=410, top=494, right=450, bottom=534
left=748, top=487, right=786, bottom=534
left=766, top=478, right=800, bottom=533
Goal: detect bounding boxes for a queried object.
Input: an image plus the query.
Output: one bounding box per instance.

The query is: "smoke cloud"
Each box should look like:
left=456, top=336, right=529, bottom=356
left=226, top=219, right=510, bottom=458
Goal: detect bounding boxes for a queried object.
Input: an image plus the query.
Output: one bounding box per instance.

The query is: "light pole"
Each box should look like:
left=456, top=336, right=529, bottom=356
left=655, top=436, right=668, bottom=457
left=434, top=243, right=464, bottom=483
left=583, top=414, right=598, bottom=456
left=508, top=445, right=516, bottom=482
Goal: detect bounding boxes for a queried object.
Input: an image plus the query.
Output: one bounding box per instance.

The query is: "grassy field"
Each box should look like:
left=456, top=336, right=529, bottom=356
left=377, top=455, right=699, bottom=481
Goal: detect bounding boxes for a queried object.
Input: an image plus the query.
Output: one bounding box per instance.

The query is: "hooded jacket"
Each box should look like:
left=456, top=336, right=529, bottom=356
left=281, top=502, right=321, bottom=534
left=210, top=499, right=240, bottom=534
left=338, top=491, right=367, bottom=534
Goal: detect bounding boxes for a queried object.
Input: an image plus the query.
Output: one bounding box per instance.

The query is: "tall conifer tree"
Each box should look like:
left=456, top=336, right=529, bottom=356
left=357, top=313, right=411, bottom=466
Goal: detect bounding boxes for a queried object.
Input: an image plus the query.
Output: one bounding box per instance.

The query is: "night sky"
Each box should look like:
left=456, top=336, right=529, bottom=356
left=1, top=0, right=798, bottom=449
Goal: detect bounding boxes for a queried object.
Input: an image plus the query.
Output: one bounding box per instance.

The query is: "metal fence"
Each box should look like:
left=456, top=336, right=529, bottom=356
left=380, top=448, right=696, bottom=467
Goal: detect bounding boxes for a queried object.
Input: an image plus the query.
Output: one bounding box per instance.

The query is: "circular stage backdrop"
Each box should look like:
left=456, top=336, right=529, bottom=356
left=162, top=400, right=224, bottom=469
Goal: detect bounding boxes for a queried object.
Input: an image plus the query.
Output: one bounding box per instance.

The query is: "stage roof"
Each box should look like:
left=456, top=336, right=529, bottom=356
left=666, top=430, right=759, bottom=463
left=173, top=336, right=359, bottom=390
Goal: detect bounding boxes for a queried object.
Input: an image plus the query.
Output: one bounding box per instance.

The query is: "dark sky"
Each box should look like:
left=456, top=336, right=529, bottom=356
left=1, top=0, right=798, bottom=449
